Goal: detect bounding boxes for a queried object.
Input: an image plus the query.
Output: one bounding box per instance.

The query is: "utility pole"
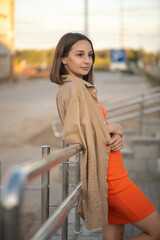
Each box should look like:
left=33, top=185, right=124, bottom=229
left=10, top=0, right=14, bottom=50
left=120, top=0, right=124, bottom=49
left=84, top=0, right=88, bottom=36
left=120, top=0, right=128, bottom=50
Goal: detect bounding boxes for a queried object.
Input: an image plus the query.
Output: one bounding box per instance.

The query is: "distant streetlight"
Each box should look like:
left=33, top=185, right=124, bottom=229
left=84, top=0, right=88, bottom=36
left=119, top=0, right=128, bottom=50
left=120, top=0, right=124, bottom=49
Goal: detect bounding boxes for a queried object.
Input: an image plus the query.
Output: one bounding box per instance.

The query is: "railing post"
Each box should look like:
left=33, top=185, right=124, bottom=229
left=0, top=161, right=1, bottom=201
left=41, top=145, right=50, bottom=225
left=74, top=152, right=81, bottom=234
left=62, top=141, right=69, bottom=240
left=0, top=167, right=26, bottom=240
left=139, top=94, right=144, bottom=136
left=0, top=161, right=1, bottom=186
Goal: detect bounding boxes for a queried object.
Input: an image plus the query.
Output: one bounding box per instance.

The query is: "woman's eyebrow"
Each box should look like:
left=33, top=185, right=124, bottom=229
left=76, top=50, right=84, bottom=52
left=76, top=50, right=93, bottom=53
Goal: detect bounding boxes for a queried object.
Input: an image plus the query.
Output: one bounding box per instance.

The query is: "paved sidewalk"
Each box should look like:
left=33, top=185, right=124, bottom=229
left=0, top=73, right=159, bottom=239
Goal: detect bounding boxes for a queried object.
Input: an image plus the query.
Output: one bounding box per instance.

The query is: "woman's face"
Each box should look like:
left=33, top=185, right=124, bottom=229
left=62, top=40, right=93, bottom=79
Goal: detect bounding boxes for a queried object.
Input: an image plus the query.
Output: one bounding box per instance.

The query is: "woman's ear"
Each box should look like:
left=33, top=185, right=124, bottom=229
left=62, top=57, right=67, bottom=64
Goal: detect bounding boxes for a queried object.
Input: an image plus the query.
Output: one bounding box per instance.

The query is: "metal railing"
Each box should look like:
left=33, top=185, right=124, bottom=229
left=1, top=85, right=159, bottom=240
left=105, top=90, right=160, bottom=135
left=104, top=85, right=160, bottom=110
left=52, top=86, right=160, bottom=137
left=105, top=92, right=160, bottom=117
left=0, top=143, right=83, bottom=240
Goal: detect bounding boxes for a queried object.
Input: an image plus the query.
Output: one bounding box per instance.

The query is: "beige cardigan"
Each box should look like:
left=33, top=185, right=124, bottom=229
left=56, top=75, right=111, bottom=229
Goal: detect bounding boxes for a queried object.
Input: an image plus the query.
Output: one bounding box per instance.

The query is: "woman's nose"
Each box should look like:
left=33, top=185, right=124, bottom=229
left=84, top=55, right=91, bottom=63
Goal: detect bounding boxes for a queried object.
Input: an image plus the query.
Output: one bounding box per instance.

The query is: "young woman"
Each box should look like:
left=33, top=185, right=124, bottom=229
left=50, top=32, right=160, bottom=240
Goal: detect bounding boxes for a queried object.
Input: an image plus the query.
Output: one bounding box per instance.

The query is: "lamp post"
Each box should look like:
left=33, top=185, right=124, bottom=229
left=120, top=0, right=124, bottom=49
left=84, top=0, right=88, bottom=36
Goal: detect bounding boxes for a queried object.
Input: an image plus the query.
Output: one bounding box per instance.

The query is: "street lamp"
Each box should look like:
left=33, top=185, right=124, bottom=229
left=84, top=0, right=88, bottom=36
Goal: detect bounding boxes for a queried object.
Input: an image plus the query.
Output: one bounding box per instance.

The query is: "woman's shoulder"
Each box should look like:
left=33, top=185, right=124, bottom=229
left=57, top=79, right=86, bottom=99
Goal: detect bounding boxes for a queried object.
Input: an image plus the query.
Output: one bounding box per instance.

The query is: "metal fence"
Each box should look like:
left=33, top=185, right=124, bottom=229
left=0, top=143, right=83, bottom=240
left=105, top=87, right=160, bottom=135
left=52, top=86, right=160, bottom=137
left=1, top=85, right=160, bottom=240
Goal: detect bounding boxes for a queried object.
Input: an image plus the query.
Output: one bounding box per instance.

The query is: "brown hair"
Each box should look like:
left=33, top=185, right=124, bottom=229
left=50, top=32, right=95, bottom=85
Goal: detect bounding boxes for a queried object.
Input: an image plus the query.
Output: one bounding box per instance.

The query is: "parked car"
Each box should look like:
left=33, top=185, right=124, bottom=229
left=23, top=67, right=38, bottom=75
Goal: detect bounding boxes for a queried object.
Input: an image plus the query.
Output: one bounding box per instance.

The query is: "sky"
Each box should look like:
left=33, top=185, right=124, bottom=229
left=15, top=0, right=160, bottom=52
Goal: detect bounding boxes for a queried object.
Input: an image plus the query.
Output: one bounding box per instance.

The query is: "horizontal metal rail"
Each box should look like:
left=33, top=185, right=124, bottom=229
left=109, top=106, right=160, bottom=122
left=105, top=92, right=160, bottom=111
left=107, top=97, right=160, bottom=118
left=32, top=182, right=82, bottom=240
left=52, top=86, right=160, bottom=137
left=0, top=143, right=82, bottom=240
left=52, top=104, right=160, bottom=137
left=104, top=85, right=160, bottom=107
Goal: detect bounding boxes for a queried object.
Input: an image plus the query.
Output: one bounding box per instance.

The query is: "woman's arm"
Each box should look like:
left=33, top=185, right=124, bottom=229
left=107, top=122, right=123, bottom=137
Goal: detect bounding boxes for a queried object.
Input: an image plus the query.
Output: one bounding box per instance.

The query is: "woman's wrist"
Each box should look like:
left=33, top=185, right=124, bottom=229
left=106, top=123, right=113, bottom=134
left=112, top=133, right=123, bottom=138
left=107, top=123, right=123, bottom=137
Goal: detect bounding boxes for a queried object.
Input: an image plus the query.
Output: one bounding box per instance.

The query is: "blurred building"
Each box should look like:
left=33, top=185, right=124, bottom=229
left=0, top=0, right=14, bottom=80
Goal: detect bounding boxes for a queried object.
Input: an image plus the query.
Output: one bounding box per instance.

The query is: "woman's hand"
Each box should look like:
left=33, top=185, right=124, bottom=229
left=108, top=134, right=124, bottom=151
left=107, top=123, right=123, bottom=137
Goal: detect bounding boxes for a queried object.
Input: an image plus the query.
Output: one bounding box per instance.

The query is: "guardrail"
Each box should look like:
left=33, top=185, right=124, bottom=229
left=105, top=90, right=160, bottom=135
left=104, top=85, right=160, bottom=109
left=106, top=92, right=160, bottom=116
left=1, top=86, right=159, bottom=239
left=52, top=86, right=160, bottom=137
left=0, top=143, right=83, bottom=240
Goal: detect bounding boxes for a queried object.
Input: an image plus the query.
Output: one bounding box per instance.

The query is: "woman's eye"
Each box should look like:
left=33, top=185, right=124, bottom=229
left=77, top=53, right=83, bottom=56
left=77, top=53, right=93, bottom=57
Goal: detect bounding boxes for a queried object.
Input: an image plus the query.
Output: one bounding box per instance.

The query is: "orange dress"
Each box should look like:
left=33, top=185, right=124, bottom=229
left=99, top=104, right=156, bottom=224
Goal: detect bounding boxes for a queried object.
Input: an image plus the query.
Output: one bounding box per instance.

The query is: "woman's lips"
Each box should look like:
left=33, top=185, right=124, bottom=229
left=81, top=67, right=90, bottom=70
